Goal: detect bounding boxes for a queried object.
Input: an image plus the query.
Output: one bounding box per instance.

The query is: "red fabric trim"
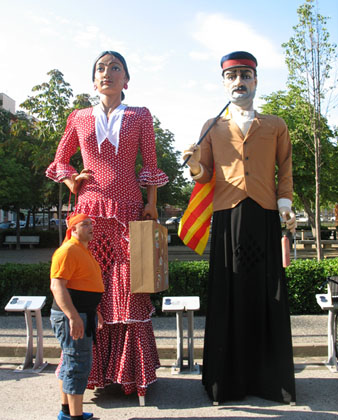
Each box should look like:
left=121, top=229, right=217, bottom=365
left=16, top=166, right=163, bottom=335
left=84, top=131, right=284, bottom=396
left=222, top=58, right=256, bottom=69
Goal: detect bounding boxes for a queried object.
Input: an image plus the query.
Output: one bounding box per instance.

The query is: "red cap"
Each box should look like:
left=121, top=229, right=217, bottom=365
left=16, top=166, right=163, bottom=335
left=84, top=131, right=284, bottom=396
left=220, top=51, right=257, bottom=72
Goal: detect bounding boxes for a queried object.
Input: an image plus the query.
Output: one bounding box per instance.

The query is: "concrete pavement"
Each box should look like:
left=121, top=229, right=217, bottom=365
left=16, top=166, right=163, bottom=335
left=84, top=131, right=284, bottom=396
left=0, top=247, right=337, bottom=419
left=0, top=308, right=336, bottom=420
left=0, top=356, right=337, bottom=420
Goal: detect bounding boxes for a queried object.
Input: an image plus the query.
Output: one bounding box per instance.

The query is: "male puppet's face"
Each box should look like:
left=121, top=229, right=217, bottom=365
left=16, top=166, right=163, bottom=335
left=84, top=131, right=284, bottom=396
left=223, top=67, right=257, bottom=108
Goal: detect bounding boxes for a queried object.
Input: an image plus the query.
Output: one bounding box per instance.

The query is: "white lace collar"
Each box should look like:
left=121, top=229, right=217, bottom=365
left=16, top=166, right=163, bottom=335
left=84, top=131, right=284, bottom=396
left=92, top=103, right=127, bottom=154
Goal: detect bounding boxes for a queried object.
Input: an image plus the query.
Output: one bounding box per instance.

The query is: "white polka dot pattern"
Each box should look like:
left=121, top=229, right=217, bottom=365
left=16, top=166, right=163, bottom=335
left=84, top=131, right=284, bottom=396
left=48, top=106, right=168, bottom=397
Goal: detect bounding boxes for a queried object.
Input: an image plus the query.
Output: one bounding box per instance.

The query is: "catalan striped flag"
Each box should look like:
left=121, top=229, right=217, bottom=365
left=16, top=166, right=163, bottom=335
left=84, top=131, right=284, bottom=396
left=178, top=172, right=215, bottom=255
left=179, top=105, right=230, bottom=255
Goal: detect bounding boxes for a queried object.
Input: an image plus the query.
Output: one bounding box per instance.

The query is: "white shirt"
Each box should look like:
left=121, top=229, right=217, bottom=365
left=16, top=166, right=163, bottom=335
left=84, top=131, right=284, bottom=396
left=229, top=103, right=255, bottom=137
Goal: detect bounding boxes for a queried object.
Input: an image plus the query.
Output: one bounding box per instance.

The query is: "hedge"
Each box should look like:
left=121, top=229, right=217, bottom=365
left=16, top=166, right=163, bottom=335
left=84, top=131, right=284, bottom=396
left=1, top=258, right=337, bottom=316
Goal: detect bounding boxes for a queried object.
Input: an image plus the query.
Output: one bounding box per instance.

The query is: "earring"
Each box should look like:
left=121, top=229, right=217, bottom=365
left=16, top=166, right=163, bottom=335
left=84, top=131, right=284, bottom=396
left=124, top=83, right=128, bottom=90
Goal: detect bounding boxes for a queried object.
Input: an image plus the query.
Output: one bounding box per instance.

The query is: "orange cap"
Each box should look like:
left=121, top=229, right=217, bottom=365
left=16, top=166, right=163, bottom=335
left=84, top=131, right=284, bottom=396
left=64, top=213, right=91, bottom=242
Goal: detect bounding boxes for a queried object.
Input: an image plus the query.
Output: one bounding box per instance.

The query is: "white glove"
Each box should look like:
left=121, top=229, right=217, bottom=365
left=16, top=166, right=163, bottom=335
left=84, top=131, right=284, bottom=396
left=279, top=206, right=296, bottom=233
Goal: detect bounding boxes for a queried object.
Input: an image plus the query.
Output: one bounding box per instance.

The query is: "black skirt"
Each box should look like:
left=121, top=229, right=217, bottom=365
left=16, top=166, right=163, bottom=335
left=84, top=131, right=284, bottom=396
left=202, top=198, right=296, bottom=403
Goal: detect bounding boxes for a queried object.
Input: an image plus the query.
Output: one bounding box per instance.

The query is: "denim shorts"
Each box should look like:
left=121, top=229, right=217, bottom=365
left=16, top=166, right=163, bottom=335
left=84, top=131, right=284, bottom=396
left=50, top=309, right=95, bottom=395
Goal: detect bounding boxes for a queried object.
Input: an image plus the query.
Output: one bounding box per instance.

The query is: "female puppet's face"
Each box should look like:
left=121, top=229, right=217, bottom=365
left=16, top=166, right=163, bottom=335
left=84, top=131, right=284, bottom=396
left=93, top=54, right=128, bottom=96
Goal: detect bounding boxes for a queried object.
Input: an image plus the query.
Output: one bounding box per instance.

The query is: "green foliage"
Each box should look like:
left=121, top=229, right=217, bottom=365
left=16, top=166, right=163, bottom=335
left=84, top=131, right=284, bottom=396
left=282, top=0, right=337, bottom=96
left=152, top=260, right=209, bottom=315
left=20, top=69, right=73, bottom=174
left=285, top=259, right=326, bottom=314
left=136, top=116, right=189, bottom=209
left=280, top=0, right=338, bottom=260
left=2, top=258, right=337, bottom=317
left=72, top=93, right=99, bottom=109
left=0, top=263, right=52, bottom=316
left=0, top=108, right=11, bottom=142
left=260, top=90, right=338, bottom=217
left=0, top=109, right=43, bottom=214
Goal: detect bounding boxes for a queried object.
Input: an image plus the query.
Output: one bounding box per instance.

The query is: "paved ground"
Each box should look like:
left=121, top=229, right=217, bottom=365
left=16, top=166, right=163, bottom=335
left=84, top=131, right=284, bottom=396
left=0, top=247, right=337, bottom=419
left=0, top=356, right=337, bottom=420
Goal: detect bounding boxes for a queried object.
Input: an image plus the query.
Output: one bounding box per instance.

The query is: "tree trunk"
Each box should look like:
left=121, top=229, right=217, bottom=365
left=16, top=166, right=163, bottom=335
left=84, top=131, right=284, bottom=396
left=15, top=206, right=21, bottom=250
left=26, top=209, right=31, bottom=229
left=58, top=183, right=63, bottom=246
left=299, top=195, right=315, bottom=235
left=31, top=208, right=36, bottom=229
left=314, top=132, right=322, bottom=260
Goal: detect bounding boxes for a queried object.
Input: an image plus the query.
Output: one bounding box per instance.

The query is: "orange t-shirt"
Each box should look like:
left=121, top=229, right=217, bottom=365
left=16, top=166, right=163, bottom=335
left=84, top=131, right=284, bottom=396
left=50, top=237, right=104, bottom=293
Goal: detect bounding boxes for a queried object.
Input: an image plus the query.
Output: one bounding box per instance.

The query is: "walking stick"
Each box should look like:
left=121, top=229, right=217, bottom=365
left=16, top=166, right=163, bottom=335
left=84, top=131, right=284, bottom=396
left=181, top=101, right=231, bottom=167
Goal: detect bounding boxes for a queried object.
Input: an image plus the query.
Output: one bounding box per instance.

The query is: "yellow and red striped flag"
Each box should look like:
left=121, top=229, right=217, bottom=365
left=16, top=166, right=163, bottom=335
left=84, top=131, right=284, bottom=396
left=179, top=105, right=230, bottom=255
left=178, top=172, right=215, bottom=255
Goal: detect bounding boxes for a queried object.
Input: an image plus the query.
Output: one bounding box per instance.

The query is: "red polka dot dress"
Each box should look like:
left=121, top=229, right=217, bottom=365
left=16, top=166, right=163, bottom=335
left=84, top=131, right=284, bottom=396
left=46, top=106, right=168, bottom=396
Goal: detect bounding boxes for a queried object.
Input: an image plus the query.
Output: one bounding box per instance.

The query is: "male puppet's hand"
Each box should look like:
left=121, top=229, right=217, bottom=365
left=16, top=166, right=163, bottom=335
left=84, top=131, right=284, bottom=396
left=279, top=207, right=297, bottom=234
left=183, top=144, right=201, bottom=175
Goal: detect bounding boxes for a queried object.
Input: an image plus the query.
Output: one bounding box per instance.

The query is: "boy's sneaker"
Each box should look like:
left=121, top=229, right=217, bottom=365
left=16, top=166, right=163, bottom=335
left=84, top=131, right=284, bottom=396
left=57, top=410, right=93, bottom=419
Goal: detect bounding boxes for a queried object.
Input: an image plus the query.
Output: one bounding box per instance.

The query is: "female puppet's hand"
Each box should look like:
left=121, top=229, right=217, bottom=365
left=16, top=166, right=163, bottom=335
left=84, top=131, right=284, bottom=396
left=65, top=169, right=93, bottom=194
left=97, top=310, right=104, bottom=330
left=142, top=203, right=158, bottom=221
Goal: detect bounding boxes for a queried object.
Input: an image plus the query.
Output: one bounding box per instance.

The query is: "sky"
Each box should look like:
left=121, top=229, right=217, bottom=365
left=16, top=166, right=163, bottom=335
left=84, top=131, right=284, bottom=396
left=1, top=0, right=337, bottom=166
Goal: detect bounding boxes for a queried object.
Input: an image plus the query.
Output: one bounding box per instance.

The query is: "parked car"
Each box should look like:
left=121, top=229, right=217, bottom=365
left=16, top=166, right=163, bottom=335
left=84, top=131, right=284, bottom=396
left=296, top=216, right=308, bottom=223
left=0, top=221, right=13, bottom=230
left=165, top=216, right=181, bottom=226
left=10, top=220, right=26, bottom=229
left=50, top=218, right=66, bottom=226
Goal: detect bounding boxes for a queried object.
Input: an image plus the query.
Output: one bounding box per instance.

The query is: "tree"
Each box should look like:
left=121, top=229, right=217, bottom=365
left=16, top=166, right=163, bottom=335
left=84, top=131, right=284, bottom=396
left=0, top=109, right=41, bottom=248
left=135, top=116, right=189, bottom=212
left=261, top=90, right=338, bottom=229
left=73, top=93, right=99, bottom=109
left=282, top=0, right=338, bottom=259
left=20, top=69, right=74, bottom=244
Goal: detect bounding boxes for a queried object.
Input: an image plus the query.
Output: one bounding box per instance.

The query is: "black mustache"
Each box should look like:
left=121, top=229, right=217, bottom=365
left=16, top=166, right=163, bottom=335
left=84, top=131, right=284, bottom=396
left=233, top=86, right=247, bottom=92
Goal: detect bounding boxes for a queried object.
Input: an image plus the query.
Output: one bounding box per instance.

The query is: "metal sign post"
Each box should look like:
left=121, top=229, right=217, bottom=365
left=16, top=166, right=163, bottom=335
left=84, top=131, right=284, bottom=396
left=5, top=296, right=48, bottom=373
left=162, top=296, right=200, bottom=374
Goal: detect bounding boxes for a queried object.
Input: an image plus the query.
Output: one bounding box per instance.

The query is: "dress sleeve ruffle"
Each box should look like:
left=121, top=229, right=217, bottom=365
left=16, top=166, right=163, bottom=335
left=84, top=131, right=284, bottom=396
left=138, top=167, right=169, bottom=188
left=45, top=162, right=78, bottom=183
left=45, top=110, right=80, bottom=183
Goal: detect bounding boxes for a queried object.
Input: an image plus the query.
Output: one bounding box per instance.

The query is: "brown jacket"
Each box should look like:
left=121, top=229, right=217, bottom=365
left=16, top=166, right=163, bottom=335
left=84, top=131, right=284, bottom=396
left=195, top=111, right=293, bottom=211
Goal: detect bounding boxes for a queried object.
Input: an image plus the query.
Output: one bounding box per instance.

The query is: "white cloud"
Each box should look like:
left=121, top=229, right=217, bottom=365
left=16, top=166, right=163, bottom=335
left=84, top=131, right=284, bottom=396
left=73, top=25, right=100, bottom=48
left=25, top=11, right=51, bottom=26
left=127, top=52, right=171, bottom=73
left=184, top=80, right=197, bottom=88
left=203, top=83, right=219, bottom=92
left=190, top=12, right=285, bottom=69
left=189, top=51, right=210, bottom=61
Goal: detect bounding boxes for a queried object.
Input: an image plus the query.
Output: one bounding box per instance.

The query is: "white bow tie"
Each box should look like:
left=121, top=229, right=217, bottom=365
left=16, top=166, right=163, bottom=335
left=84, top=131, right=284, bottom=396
left=92, top=104, right=127, bottom=154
